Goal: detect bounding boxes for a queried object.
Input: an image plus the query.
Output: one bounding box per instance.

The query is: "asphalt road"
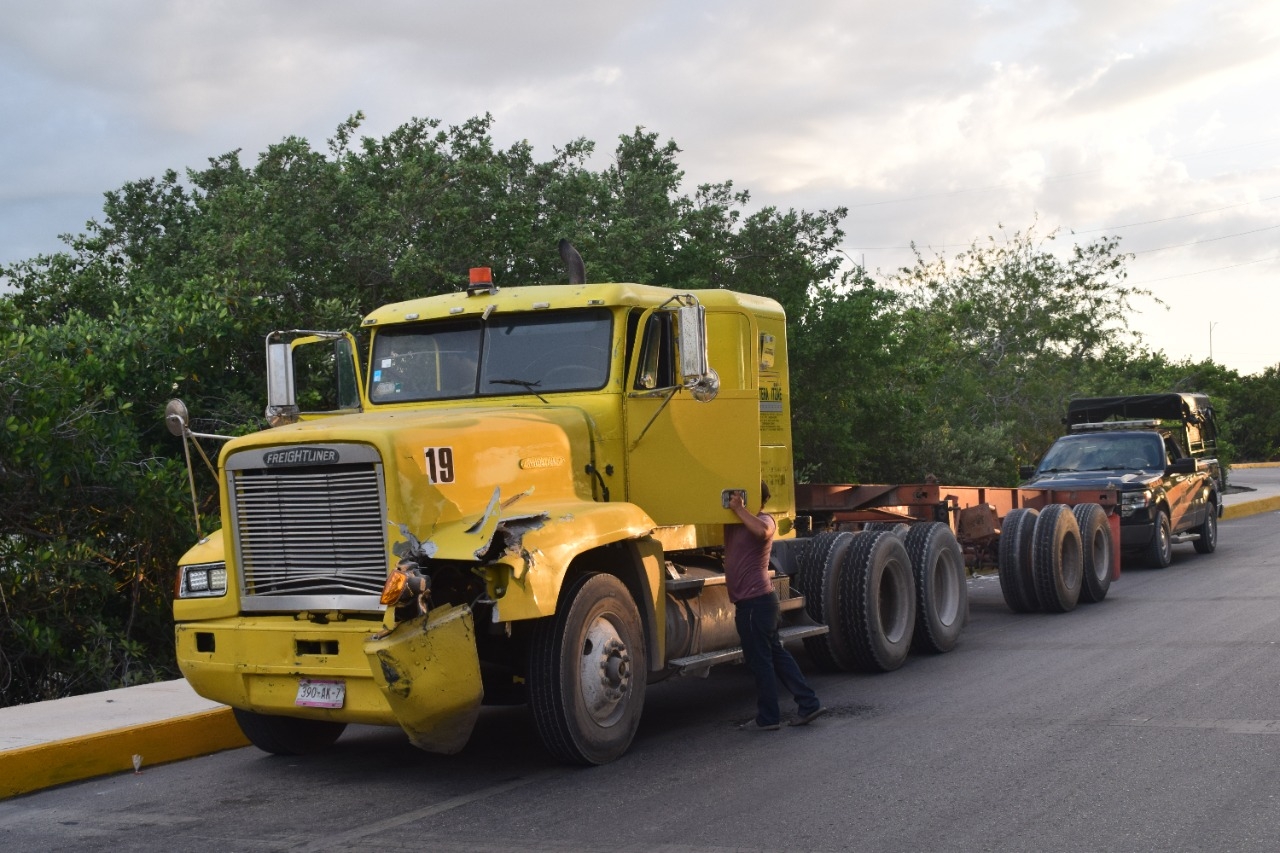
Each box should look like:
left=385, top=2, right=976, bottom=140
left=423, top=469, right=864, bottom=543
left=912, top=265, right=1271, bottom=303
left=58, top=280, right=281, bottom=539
left=5, top=509, right=1280, bottom=853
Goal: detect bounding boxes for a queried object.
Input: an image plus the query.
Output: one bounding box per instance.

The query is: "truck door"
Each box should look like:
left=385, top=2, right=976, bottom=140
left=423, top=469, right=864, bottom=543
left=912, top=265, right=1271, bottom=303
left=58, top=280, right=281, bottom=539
left=1162, top=436, right=1204, bottom=532
left=623, top=305, right=760, bottom=525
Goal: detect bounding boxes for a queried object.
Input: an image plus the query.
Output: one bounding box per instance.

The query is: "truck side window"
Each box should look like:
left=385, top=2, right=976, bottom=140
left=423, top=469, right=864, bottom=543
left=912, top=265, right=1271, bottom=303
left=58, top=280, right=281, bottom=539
left=634, top=312, right=675, bottom=390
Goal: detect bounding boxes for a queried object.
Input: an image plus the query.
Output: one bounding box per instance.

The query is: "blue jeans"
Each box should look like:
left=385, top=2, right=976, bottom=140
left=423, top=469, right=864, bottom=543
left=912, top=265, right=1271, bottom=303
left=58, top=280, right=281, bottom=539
left=735, top=592, right=821, bottom=726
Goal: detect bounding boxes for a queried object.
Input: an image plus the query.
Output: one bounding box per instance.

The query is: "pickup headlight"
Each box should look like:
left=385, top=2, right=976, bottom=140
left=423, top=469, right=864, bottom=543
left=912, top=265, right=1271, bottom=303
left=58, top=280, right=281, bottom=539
left=178, top=562, right=228, bottom=598
left=1119, top=490, right=1153, bottom=518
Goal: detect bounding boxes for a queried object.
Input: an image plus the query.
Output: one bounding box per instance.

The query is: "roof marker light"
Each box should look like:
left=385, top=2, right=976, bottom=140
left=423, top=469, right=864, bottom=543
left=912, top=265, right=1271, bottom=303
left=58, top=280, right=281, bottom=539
left=468, top=267, right=497, bottom=296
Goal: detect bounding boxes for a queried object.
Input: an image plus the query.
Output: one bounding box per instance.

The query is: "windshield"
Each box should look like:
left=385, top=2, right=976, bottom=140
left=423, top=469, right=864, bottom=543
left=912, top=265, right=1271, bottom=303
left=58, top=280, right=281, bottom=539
left=1036, top=432, right=1167, bottom=474
left=369, top=308, right=612, bottom=404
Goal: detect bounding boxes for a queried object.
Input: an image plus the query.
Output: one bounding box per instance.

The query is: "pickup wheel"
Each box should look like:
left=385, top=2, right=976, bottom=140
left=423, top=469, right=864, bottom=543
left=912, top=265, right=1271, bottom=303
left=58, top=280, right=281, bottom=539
left=1143, top=509, right=1173, bottom=568
left=1073, top=504, right=1113, bottom=603
left=997, top=508, right=1040, bottom=612
left=905, top=522, right=967, bottom=653
left=1193, top=503, right=1218, bottom=554
left=232, top=709, right=346, bottom=755
left=528, top=573, right=646, bottom=765
left=1032, top=504, right=1083, bottom=613
left=838, top=532, right=916, bottom=672
left=796, top=531, right=858, bottom=671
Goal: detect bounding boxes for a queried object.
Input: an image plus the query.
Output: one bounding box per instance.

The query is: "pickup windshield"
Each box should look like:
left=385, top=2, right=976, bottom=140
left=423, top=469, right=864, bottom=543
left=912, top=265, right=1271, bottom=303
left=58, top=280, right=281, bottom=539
left=368, top=308, right=612, bottom=404
left=1036, top=432, right=1167, bottom=474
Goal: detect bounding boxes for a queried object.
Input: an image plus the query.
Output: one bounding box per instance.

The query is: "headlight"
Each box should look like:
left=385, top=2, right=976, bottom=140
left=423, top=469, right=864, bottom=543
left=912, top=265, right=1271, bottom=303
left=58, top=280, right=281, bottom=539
left=1119, top=490, right=1153, bottom=517
left=179, top=562, right=228, bottom=598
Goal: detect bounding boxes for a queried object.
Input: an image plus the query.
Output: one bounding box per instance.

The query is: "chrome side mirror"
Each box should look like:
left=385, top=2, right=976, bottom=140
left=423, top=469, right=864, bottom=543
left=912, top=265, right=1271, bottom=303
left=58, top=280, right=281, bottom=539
left=677, top=302, right=719, bottom=402
left=265, top=338, right=300, bottom=426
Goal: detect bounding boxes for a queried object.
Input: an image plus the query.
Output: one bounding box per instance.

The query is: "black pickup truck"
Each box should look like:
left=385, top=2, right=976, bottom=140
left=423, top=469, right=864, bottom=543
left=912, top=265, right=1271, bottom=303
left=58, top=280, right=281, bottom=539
left=1021, top=393, right=1224, bottom=567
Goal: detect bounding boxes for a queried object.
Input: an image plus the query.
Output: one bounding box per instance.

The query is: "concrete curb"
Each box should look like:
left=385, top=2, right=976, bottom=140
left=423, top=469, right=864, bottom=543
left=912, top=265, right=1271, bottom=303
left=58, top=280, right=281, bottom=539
left=1223, top=495, right=1280, bottom=521
left=0, top=707, right=247, bottom=800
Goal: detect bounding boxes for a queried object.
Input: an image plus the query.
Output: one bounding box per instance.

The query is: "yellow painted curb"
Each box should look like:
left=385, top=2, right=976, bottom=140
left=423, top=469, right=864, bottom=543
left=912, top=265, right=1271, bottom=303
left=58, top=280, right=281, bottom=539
left=1223, top=496, right=1280, bottom=521
left=1232, top=462, right=1280, bottom=469
left=0, top=707, right=248, bottom=800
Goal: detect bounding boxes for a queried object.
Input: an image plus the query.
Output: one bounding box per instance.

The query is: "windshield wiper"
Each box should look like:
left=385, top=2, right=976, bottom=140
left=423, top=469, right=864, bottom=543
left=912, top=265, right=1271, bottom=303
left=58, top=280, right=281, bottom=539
left=489, top=378, right=548, bottom=403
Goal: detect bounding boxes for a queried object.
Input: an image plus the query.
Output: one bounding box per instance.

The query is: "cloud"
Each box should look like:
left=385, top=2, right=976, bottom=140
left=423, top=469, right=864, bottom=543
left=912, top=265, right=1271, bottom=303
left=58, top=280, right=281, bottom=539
left=0, top=0, right=1277, bottom=370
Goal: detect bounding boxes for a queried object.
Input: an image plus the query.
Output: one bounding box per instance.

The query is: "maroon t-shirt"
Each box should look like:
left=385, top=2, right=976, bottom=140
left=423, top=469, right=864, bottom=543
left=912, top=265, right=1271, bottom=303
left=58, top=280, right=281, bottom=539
left=724, top=513, right=777, bottom=603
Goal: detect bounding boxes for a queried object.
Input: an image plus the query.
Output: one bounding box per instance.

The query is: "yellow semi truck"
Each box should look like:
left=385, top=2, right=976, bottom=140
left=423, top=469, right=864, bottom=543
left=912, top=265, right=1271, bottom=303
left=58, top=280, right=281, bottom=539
left=168, top=249, right=982, bottom=764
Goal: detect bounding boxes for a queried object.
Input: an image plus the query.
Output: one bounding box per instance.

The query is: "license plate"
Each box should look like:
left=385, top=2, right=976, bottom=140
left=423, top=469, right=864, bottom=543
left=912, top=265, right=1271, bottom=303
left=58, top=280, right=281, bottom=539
left=295, top=678, right=345, bottom=709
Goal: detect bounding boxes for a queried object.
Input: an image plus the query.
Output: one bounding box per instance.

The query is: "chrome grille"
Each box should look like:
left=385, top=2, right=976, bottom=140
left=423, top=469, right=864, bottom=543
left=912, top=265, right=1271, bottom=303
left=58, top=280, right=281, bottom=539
left=227, top=444, right=387, bottom=612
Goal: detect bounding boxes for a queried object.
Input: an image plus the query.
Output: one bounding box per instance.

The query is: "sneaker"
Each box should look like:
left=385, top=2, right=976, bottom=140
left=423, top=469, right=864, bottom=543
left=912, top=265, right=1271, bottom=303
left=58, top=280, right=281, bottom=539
left=789, top=707, right=828, bottom=726
left=740, top=720, right=781, bottom=731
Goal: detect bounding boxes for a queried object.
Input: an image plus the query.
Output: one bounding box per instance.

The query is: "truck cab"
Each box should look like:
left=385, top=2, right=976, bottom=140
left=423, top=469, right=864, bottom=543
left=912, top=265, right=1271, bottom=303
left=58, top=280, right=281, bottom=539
left=1021, top=393, right=1222, bottom=567
left=171, top=273, right=814, bottom=764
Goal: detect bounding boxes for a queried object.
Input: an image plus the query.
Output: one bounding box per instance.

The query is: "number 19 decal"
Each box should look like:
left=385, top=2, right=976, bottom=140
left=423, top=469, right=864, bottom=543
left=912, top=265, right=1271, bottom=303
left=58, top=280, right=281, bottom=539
left=423, top=446, right=455, bottom=484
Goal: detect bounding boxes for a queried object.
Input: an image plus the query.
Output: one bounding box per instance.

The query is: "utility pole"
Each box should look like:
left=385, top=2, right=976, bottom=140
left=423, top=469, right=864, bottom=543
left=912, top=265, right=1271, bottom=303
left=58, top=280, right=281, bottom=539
left=1209, top=321, right=1218, bottom=361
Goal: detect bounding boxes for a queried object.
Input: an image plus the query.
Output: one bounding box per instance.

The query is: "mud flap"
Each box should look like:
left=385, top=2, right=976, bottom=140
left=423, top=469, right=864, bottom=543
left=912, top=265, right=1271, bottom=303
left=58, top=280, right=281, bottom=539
left=363, top=603, right=483, bottom=754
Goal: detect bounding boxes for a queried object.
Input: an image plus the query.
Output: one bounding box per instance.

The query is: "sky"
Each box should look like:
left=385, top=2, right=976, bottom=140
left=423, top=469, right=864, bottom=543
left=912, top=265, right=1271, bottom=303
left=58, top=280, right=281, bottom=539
left=1, top=0, right=1277, bottom=374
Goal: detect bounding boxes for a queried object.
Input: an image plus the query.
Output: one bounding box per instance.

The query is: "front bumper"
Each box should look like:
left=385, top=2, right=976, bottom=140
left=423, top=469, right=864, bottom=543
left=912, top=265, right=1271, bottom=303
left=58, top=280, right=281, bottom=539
left=177, top=604, right=483, bottom=754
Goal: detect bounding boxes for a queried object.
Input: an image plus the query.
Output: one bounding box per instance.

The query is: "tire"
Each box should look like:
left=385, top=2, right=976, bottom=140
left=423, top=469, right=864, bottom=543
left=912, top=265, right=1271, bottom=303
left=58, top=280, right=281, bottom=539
left=1074, top=503, right=1113, bottom=604
left=232, top=709, right=346, bottom=755
left=904, top=522, right=968, bottom=653
left=997, top=508, right=1040, bottom=613
left=838, top=532, right=916, bottom=672
left=796, top=531, right=859, bottom=671
left=1143, top=508, right=1173, bottom=568
left=1032, top=504, right=1083, bottom=613
left=528, top=573, right=646, bottom=765
left=1193, top=502, right=1218, bottom=554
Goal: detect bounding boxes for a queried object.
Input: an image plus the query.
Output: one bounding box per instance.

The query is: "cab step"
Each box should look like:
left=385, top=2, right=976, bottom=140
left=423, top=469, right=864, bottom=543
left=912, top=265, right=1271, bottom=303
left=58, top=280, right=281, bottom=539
left=667, top=623, right=829, bottom=675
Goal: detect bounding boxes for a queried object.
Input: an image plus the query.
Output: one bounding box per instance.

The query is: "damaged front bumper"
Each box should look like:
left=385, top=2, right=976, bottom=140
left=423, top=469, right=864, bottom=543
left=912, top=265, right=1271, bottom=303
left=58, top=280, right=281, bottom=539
left=363, top=603, right=483, bottom=754
left=177, top=604, right=484, bottom=755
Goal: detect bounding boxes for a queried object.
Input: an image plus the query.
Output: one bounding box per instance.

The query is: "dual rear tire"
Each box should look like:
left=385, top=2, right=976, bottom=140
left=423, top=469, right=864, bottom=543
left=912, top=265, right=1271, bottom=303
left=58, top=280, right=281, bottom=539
left=798, top=523, right=967, bottom=673
left=998, top=503, right=1112, bottom=613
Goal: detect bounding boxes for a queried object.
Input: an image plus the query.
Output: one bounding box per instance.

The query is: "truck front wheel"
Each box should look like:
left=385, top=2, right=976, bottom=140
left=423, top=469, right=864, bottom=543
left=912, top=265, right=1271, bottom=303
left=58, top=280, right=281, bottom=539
left=232, top=709, right=346, bottom=755
left=529, top=572, right=647, bottom=765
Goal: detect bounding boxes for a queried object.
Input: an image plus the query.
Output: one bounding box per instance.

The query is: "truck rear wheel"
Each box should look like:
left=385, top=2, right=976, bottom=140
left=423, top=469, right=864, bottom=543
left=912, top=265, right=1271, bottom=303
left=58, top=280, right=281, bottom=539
left=1074, top=503, right=1113, bottom=603
left=1032, top=504, right=1083, bottom=613
left=796, top=531, right=858, bottom=671
left=904, top=522, right=968, bottom=653
left=998, top=508, right=1040, bottom=613
left=232, top=708, right=346, bottom=755
left=838, top=532, right=916, bottom=672
left=528, top=572, right=646, bottom=765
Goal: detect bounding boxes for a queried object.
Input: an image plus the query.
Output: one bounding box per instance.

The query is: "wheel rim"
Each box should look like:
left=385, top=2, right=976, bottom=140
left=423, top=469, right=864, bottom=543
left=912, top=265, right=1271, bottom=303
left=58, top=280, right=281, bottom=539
left=1061, top=530, right=1082, bottom=590
left=1088, top=527, right=1110, bottom=583
left=932, top=550, right=962, bottom=626
left=880, top=560, right=911, bottom=643
left=578, top=613, right=633, bottom=728
left=1206, top=513, right=1217, bottom=547
left=1159, top=518, right=1171, bottom=561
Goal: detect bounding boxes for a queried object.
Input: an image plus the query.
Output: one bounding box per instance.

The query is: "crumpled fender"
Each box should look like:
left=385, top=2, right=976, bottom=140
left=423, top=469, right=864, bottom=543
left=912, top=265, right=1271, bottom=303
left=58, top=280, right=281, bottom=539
left=363, top=603, right=483, bottom=755
left=488, top=500, right=659, bottom=622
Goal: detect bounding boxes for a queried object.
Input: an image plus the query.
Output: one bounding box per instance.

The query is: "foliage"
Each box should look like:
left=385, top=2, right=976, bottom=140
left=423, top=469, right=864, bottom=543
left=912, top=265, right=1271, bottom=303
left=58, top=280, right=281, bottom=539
left=2, top=112, right=1278, bottom=704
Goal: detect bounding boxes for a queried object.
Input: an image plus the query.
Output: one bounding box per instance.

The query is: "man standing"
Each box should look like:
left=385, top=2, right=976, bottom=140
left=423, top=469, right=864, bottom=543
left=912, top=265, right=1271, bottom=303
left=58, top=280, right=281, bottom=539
left=725, top=482, right=826, bottom=730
